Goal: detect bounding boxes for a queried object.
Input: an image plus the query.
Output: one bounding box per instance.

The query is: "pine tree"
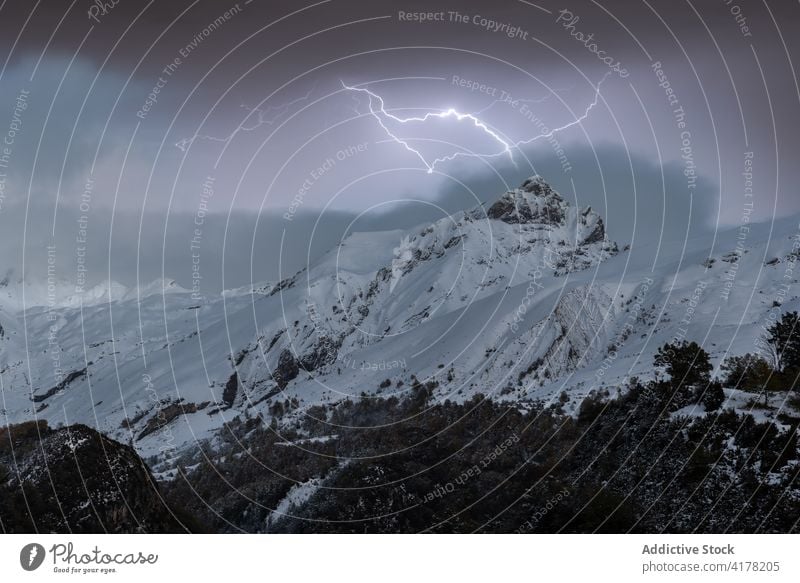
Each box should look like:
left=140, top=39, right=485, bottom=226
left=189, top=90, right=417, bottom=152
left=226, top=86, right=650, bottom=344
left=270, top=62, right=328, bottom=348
left=654, top=341, right=712, bottom=406
left=720, top=353, right=772, bottom=389
left=764, top=311, right=800, bottom=373
left=701, top=381, right=725, bottom=411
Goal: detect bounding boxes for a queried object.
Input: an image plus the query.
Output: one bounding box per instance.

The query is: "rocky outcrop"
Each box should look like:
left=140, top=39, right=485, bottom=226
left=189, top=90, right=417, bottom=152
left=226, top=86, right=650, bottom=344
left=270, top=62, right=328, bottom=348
left=487, top=175, right=568, bottom=225
left=0, top=421, right=187, bottom=532
left=487, top=176, right=610, bottom=251
left=579, top=206, right=606, bottom=244
left=273, top=349, right=300, bottom=388
left=298, top=335, right=340, bottom=371
left=31, top=368, right=88, bottom=403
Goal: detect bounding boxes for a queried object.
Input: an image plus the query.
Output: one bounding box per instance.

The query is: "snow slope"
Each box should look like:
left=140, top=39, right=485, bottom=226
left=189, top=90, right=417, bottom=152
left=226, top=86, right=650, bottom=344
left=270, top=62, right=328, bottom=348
left=1, top=176, right=797, bottom=459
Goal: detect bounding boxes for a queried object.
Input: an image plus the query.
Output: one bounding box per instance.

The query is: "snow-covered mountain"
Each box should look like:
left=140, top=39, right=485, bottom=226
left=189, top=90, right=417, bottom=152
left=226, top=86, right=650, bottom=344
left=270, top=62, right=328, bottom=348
left=0, top=269, right=187, bottom=312
left=1, top=176, right=798, bottom=460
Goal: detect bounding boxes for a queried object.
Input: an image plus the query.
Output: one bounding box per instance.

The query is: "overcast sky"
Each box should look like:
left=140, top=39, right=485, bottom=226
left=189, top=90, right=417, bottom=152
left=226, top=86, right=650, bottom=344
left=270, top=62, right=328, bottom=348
left=0, top=0, right=797, bottom=292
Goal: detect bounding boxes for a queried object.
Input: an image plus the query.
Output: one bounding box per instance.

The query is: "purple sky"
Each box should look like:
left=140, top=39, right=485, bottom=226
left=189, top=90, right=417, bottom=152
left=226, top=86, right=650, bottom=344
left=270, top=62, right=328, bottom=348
left=0, top=0, right=797, bottom=290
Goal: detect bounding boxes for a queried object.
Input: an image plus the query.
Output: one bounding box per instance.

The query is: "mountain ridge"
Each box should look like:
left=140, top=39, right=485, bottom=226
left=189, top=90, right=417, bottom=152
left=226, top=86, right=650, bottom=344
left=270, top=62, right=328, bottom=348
left=0, top=176, right=796, bottom=464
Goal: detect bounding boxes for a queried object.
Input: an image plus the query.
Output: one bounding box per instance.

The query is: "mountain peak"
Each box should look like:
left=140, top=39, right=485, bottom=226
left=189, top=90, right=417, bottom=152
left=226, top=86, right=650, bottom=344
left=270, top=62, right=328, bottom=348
left=484, top=176, right=610, bottom=248
left=487, top=176, right=567, bottom=225
left=520, top=175, right=560, bottom=197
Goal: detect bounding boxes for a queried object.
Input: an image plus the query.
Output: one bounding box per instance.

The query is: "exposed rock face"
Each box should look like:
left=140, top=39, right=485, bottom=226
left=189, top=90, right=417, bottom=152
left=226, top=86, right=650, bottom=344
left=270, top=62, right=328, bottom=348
left=222, top=373, right=239, bottom=408
left=137, top=400, right=203, bottom=440
left=298, top=335, right=340, bottom=371
left=579, top=206, right=606, bottom=244
left=273, top=349, right=300, bottom=388
left=485, top=176, right=613, bottom=268
left=486, top=176, right=608, bottom=244
left=0, top=421, right=186, bottom=533
left=487, top=175, right=568, bottom=225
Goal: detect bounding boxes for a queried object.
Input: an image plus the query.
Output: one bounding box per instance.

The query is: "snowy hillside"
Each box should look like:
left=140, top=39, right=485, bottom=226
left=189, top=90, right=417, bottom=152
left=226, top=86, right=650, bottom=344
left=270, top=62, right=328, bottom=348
left=1, top=176, right=798, bottom=460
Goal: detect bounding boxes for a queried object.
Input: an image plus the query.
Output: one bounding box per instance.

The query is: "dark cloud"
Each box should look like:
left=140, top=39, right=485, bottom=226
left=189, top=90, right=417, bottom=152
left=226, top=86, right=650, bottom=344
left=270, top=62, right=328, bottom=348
left=0, top=0, right=797, bottom=291
left=0, top=140, right=714, bottom=295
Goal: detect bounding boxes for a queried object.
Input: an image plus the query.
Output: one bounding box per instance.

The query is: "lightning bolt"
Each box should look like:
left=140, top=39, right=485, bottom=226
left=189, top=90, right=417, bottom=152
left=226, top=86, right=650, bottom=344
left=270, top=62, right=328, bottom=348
left=513, top=72, right=611, bottom=148
left=343, top=73, right=610, bottom=174
left=175, top=88, right=315, bottom=152
left=341, top=80, right=514, bottom=173
left=28, top=546, right=38, bottom=566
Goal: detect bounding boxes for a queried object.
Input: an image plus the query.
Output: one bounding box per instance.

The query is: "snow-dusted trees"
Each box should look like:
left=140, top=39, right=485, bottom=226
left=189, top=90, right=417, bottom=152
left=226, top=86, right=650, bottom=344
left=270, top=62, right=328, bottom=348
left=654, top=341, right=713, bottom=407
left=764, top=311, right=800, bottom=374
